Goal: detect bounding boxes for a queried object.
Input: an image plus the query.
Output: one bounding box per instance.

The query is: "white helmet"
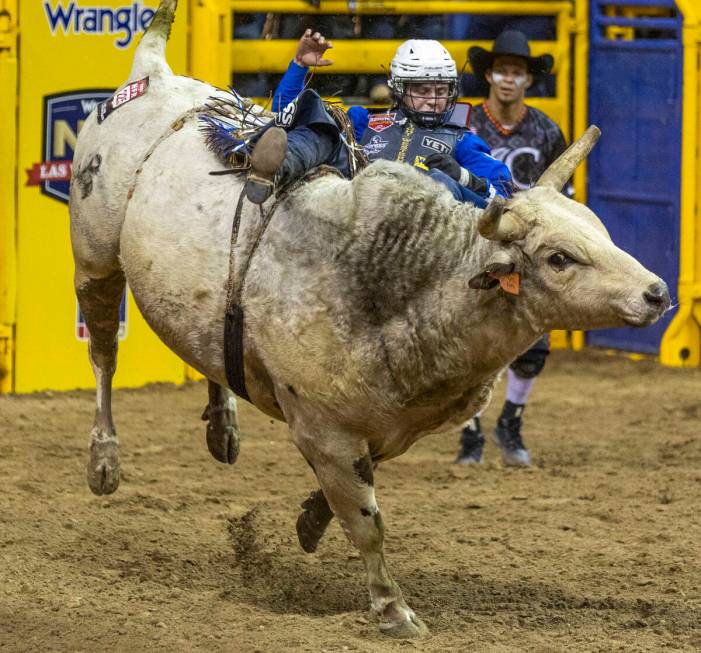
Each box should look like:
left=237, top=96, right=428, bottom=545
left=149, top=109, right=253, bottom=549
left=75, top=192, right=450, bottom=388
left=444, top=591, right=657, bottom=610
left=389, top=40, right=459, bottom=127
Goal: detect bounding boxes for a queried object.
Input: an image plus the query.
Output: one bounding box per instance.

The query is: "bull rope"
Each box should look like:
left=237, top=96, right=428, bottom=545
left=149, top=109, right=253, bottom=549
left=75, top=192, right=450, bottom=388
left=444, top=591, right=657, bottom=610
left=223, top=166, right=344, bottom=402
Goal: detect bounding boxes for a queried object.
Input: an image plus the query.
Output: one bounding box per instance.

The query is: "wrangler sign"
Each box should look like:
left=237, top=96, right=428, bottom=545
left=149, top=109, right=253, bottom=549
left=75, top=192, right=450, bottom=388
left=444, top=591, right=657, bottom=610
left=43, top=0, right=155, bottom=49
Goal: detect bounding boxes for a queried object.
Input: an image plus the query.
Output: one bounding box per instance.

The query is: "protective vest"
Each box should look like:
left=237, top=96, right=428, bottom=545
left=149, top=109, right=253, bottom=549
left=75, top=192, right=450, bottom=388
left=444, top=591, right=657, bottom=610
left=359, top=107, right=470, bottom=169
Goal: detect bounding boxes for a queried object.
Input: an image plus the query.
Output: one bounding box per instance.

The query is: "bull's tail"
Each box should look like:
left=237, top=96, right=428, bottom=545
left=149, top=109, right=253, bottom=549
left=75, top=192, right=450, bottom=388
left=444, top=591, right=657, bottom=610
left=129, top=0, right=178, bottom=80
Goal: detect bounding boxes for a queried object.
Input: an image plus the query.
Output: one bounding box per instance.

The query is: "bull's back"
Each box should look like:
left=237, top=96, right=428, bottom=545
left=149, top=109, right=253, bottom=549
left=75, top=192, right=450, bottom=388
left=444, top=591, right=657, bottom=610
left=70, top=75, right=222, bottom=275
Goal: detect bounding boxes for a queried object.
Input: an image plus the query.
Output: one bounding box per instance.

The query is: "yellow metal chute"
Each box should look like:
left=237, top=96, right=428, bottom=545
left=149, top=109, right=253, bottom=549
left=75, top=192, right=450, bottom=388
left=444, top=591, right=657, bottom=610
left=231, top=0, right=579, bottom=143
left=0, top=0, right=18, bottom=392
left=660, top=0, right=701, bottom=366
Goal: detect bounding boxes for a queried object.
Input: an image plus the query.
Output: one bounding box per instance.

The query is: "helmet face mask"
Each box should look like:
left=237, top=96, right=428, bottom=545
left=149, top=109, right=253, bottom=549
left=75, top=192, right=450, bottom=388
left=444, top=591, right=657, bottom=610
left=389, top=39, right=459, bottom=128
left=390, top=78, right=459, bottom=128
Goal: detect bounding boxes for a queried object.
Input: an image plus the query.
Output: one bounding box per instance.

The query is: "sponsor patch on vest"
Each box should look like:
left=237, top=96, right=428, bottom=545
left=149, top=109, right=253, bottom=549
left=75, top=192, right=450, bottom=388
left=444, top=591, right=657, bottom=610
left=421, top=135, right=451, bottom=154
left=26, top=89, right=113, bottom=204
left=368, top=112, right=396, bottom=133
left=97, top=77, right=149, bottom=124
left=363, top=134, right=390, bottom=156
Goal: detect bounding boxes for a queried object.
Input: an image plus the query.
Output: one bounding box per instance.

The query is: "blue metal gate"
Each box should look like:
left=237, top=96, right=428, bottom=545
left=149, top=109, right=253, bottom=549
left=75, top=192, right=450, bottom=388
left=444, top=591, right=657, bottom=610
left=587, top=1, right=683, bottom=353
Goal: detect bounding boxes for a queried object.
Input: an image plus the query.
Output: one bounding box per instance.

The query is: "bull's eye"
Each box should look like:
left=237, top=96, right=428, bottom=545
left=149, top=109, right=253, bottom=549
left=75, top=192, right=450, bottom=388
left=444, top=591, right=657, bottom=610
left=548, top=252, right=574, bottom=271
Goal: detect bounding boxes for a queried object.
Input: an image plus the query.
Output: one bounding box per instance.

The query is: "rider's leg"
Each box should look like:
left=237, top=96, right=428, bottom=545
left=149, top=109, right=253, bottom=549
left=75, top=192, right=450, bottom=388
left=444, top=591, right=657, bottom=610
left=246, top=125, right=339, bottom=204
left=279, top=126, right=338, bottom=185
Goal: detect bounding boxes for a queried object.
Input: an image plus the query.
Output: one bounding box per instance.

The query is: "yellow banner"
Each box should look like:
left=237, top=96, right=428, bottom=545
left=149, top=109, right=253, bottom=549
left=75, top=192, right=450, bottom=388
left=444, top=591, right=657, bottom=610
left=13, top=0, right=189, bottom=392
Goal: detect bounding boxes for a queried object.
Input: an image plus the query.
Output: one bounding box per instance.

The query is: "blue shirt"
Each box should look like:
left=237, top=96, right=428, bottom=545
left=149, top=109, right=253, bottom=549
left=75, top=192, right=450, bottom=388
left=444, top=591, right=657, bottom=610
left=273, top=61, right=512, bottom=197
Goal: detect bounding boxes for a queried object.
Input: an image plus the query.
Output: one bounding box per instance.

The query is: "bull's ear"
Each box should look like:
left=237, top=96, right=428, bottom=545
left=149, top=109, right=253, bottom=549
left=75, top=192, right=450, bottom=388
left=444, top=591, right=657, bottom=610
left=468, top=261, right=515, bottom=290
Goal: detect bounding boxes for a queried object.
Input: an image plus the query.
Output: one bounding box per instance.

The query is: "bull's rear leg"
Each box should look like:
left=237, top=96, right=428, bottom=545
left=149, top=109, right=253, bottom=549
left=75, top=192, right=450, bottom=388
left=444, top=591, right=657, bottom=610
left=299, top=438, right=428, bottom=639
left=75, top=269, right=125, bottom=495
left=202, top=381, right=240, bottom=464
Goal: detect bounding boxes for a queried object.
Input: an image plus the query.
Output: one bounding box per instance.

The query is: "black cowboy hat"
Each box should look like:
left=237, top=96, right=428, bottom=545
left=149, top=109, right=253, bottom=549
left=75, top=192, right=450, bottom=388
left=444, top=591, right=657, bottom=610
left=468, top=30, right=554, bottom=80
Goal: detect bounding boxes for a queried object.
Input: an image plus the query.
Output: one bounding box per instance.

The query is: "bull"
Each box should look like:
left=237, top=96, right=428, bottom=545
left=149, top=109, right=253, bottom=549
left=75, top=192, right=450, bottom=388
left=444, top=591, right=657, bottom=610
left=69, top=0, right=670, bottom=638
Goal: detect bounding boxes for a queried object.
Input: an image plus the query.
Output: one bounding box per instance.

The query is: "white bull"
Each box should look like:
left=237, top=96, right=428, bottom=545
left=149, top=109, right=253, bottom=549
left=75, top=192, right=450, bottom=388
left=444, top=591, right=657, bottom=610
left=69, top=0, right=670, bottom=638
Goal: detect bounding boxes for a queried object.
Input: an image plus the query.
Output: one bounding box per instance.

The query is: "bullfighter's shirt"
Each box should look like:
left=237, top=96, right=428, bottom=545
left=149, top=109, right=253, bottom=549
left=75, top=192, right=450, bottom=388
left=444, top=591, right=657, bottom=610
left=470, top=103, right=574, bottom=197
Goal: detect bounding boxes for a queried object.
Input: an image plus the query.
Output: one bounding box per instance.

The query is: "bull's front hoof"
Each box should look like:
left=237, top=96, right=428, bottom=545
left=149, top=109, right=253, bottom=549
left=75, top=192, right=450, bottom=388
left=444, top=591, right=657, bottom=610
left=87, top=432, right=120, bottom=495
left=206, top=424, right=240, bottom=464
left=379, top=613, right=429, bottom=639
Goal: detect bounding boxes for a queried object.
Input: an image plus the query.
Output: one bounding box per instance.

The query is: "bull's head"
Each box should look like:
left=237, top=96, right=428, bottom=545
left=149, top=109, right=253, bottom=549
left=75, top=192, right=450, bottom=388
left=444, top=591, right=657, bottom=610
left=469, top=126, right=671, bottom=331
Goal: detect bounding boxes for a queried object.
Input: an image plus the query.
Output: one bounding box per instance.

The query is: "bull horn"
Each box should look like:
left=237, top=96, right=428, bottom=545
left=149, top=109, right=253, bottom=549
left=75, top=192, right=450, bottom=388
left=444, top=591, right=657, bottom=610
left=536, top=125, right=601, bottom=190
left=478, top=196, right=526, bottom=241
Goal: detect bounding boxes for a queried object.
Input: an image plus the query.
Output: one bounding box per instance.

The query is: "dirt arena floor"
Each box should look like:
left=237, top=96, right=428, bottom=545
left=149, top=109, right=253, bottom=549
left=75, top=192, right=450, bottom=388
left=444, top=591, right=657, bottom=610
left=1, top=350, right=700, bottom=652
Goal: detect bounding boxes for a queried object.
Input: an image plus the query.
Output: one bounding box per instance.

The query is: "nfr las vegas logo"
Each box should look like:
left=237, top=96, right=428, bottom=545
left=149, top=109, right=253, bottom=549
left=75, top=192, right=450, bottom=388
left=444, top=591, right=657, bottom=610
left=26, top=90, right=113, bottom=203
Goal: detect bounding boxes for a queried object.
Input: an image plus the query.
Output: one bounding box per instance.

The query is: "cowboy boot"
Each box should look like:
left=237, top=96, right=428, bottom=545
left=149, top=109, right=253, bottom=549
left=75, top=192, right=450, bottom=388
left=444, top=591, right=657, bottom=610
left=245, top=126, right=288, bottom=204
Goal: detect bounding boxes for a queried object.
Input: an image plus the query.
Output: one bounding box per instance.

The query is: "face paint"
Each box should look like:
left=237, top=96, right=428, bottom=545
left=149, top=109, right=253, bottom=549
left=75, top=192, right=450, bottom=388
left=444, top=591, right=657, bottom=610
left=492, top=72, right=528, bottom=88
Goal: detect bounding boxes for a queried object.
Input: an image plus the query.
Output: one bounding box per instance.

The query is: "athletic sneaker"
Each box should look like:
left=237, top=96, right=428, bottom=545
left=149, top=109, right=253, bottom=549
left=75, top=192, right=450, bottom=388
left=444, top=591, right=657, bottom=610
left=492, top=401, right=531, bottom=467
left=455, top=417, right=485, bottom=465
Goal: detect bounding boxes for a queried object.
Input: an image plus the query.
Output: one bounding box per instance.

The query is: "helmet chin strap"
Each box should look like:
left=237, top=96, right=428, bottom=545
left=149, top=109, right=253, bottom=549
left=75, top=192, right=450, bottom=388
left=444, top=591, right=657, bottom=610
left=403, top=107, right=445, bottom=128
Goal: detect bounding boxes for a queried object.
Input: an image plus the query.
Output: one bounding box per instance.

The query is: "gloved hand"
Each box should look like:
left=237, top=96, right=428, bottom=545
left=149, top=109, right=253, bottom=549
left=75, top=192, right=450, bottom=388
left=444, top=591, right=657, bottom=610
left=466, top=172, right=489, bottom=196
left=424, top=153, right=461, bottom=182
left=424, top=153, right=491, bottom=196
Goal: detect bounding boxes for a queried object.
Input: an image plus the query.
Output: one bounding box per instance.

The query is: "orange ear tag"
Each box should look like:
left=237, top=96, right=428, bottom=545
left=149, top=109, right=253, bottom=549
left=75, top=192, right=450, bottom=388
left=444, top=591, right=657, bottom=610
left=499, top=272, right=520, bottom=295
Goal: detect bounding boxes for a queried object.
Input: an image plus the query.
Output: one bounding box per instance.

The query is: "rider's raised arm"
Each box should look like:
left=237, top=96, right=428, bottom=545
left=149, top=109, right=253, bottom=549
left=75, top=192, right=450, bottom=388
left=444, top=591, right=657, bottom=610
left=272, top=29, right=334, bottom=111
left=454, top=132, right=512, bottom=198
left=272, top=61, right=308, bottom=111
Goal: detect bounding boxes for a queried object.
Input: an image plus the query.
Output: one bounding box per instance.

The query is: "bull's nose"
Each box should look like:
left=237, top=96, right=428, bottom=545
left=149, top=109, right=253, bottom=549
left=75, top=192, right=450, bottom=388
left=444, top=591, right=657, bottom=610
left=643, top=281, right=671, bottom=309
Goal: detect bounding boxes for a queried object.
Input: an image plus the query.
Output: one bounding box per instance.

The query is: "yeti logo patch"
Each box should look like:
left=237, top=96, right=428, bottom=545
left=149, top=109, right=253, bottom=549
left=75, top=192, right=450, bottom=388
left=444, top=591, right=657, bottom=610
left=421, top=135, right=452, bottom=154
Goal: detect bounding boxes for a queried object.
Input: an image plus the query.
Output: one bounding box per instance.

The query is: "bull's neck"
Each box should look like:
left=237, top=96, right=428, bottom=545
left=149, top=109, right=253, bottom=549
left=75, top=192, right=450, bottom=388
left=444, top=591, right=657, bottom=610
left=447, top=242, right=541, bottom=374
left=379, top=222, right=541, bottom=397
